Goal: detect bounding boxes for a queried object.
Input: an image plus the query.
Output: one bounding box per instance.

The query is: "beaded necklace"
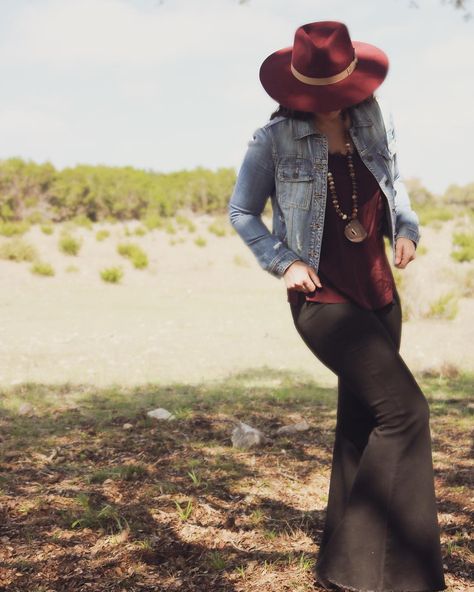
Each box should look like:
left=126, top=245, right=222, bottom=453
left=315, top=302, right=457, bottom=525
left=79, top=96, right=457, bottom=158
left=327, top=111, right=368, bottom=243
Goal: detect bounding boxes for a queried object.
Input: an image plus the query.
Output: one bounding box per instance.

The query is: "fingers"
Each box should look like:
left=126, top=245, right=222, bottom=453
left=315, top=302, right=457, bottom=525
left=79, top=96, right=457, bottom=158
left=308, top=267, right=323, bottom=288
left=395, top=239, right=415, bottom=268
left=284, top=261, right=322, bottom=292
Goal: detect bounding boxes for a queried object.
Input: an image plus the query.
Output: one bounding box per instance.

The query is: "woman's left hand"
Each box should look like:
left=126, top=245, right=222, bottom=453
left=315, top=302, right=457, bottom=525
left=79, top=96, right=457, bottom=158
left=394, top=237, right=417, bottom=268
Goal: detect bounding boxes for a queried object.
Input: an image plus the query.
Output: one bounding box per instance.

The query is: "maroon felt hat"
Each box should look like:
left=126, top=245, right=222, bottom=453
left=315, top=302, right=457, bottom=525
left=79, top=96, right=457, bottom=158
left=259, top=21, right=389, bottom=112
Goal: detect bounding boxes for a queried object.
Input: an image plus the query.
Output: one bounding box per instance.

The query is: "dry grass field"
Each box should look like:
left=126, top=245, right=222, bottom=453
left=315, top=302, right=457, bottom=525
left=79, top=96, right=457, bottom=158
left=0, top=212, right=472, bottom=388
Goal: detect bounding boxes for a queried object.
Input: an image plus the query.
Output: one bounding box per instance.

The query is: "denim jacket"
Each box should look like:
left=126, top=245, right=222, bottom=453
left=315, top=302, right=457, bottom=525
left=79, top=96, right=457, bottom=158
left=228, top=95, right=420, bottom=279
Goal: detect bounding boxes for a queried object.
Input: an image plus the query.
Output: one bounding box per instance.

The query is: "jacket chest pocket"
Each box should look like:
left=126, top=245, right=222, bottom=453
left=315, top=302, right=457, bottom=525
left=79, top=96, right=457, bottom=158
left=276, top=157, right=314, bottom=210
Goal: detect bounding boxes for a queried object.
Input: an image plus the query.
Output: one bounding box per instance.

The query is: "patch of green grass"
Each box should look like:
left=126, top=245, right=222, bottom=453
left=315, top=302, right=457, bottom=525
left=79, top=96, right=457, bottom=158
left=58, top=233, right=82, bottom=256
left=416, top=244, right=428, bottom=256
left=68, top=493, right=129, bottom=533
left=100, top=266, right=123, bottom=283
left=25, top=212, right=45, bottom=225
left=117, top=242, right=148, bottom=269
left=187, top=469, right=202, bottom=487
left=40, top=224, right=54, bottom=235
left=165, top=220, right=176, bottom=235
left=72, top=214, right=93, bottom=229
left=263, top=529, right=278, bottom=540
left=424, top=291, right=459, bottom=320
left=169, top=237, right=186, bottom=245
left=208, top=550, right=226, bottom=571
left=142, top=213, right=165, bottom=231
left=208, top=220, right=226, bottom=237
left=88, top=463, right=148, bottom=484
left=174, top=499, right=193, bottom=521
left=30, top=261, right=55, bottom=277
left=176, top=214, right=196, bottom=233
left=249, top=508, right=266, bottom=527
left=0, top=238, right=38, bottom=262
left=0, top=220, right=31, bottom=236
left=95, top=229, right=110, bottom=241
left=417, top=205, right=454, bottom=226
left=134, top=225, right=147, bottom=236
left=194, top=236, right=206, bottom=247
left=451, top=231, right=474, bottom=262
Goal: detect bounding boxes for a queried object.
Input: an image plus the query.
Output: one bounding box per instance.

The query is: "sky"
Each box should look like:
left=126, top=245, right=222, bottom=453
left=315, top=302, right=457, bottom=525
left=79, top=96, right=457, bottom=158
left=0, top=0, right=473, bottom=195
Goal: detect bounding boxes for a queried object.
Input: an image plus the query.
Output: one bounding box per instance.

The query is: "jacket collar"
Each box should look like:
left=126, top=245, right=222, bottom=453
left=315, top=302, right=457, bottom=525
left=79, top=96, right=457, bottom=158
left=292, top=104, right=373, bottom=140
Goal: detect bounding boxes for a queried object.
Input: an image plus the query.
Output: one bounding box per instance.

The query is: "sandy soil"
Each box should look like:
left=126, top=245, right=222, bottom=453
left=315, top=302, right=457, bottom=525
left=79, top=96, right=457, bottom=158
left=0, top=214, right=472, bottom=388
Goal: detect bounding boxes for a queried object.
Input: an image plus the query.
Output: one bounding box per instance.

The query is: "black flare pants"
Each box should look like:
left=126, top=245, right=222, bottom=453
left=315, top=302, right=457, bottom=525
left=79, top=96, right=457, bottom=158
left=289, top=288, right=446, bottom=592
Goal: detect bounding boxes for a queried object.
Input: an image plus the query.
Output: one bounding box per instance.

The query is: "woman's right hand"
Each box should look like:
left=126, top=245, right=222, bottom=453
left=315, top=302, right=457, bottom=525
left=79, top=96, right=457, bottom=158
left=283, top=260, right=323, bottom=293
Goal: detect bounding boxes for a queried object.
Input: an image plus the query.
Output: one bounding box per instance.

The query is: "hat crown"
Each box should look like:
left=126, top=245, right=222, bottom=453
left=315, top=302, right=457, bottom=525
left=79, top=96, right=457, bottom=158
left=292, top=21, right=355, bottom=78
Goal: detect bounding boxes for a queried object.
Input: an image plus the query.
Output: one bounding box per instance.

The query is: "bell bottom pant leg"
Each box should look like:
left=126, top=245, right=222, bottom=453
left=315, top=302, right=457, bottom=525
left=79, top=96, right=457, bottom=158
left=289, top=294, right=446, bottom=592
left=319, top=292, right=402, bottom=565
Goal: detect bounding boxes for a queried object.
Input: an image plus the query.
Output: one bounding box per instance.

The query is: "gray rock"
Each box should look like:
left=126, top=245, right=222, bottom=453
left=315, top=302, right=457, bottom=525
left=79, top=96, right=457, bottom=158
left=147, top=408, right=175, bottom=420
left=18, top=403, right=36, bottom=416
left=231, top=421, right=271, bottom=449
left=276, top=419, right=310, bottom=435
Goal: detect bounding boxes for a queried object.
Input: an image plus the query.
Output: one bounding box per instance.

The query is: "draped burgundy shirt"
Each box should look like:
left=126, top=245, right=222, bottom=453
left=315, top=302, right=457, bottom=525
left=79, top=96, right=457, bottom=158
left=287, top=147, right=396, bottom=310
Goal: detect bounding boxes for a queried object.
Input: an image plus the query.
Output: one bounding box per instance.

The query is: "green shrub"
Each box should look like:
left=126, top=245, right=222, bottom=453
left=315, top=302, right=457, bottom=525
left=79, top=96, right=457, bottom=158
left=451, top=231, right=474, bottom=262
left=26, top=212, right=45, bottom=224
left=208, top=220, right=226, bottom=237
left=131, top=250, right=148, bottom=269
left=117, top=242, right=148, bottom=269
left=0, top=238, right=38, bottom=262
left=0, top=221, right=30, bottom=236
left=41, top=224, right=54, bottom=235
left=424, top=291, right=459, bottom=320
left=100, top=266, right=123, bottom=283
left=169, top=237, right=186, bottom=246
left=142, top=212, right=164, bottom=230
left=416, top=244, right=428, bottom=256
left=72, top=214, right=93, bottom=229
left=95, top=229, right=110, bottom=242
left=194, top=236, right=206, bottom=247
left=417, top=205, right=454, bottom=226
left=176, top=214, right=196, bottom=232
left=59, top=234, right=82, bottom=256
left=165, top=220, right=176, bottom=234
left=30, top=261, right=55, bottom=276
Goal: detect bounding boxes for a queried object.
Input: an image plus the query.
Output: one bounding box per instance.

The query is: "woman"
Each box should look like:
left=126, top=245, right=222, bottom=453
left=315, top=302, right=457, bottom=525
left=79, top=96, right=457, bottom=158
left=228, top=21, right=447, bottom=592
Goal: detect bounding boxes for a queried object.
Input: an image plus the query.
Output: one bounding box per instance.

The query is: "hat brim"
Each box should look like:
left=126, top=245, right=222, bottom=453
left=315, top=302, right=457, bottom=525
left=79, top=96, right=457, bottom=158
left=259, top=41, right=389, bottom=112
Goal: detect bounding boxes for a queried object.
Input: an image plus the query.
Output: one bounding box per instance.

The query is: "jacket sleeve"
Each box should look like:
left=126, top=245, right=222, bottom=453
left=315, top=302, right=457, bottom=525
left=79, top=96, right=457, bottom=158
left=377, top=97, right=421, bottom=249
left=228, top=125, right=302, bottom=278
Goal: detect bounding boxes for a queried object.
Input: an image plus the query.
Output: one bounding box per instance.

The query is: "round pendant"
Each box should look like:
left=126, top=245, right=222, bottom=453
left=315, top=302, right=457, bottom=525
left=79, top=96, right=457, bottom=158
left=344, top=218, right=368, bottom=242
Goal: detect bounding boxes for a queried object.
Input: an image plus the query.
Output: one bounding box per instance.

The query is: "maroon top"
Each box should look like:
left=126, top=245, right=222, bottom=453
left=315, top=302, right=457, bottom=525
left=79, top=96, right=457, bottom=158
left=287, top=147, right=396, bottom=310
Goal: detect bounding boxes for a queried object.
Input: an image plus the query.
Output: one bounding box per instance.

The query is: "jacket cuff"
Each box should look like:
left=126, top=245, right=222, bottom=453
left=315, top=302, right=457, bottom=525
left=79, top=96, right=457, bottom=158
left=269, top=250, right=302, bottom=278
left=395, top=226, right=420, bottom=250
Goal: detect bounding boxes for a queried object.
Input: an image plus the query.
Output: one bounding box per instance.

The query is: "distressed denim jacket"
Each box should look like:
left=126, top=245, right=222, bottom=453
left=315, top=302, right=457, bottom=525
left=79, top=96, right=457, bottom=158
left=228, top=95, right=420, bottom=279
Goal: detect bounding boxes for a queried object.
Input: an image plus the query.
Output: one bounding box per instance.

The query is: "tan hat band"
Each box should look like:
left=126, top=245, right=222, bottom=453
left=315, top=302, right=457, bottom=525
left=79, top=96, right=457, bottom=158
left=290, top=56, right=358, bottom=86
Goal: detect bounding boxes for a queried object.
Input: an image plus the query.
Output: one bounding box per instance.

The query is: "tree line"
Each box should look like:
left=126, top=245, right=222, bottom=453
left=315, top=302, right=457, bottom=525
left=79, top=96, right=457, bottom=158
left=0, top=157, right=471, bottom=224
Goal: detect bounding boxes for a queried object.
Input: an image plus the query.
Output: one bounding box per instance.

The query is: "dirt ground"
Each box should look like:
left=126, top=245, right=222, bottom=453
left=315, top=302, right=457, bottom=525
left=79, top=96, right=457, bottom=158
left=0, top=214, right=472, bottom=591
left=0, top=214, right=472, bottom=388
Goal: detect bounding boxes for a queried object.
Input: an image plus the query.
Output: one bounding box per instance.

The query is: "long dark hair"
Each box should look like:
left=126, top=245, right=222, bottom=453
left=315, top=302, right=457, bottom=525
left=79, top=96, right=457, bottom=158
left=269, top=93, right=375, bottom=121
